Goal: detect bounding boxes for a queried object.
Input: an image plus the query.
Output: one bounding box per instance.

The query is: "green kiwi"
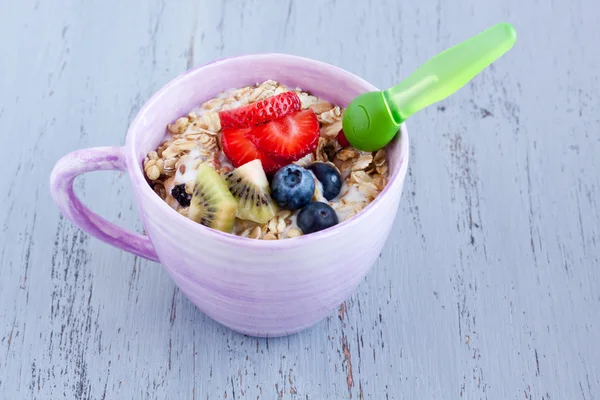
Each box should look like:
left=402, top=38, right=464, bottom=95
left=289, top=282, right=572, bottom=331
left=188, top=163, right=238, bottom=233
left=224, top=159, right=277, bottom=224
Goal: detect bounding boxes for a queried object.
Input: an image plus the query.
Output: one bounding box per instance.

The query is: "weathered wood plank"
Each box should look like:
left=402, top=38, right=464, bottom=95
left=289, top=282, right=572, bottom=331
left=1, top=0, right=598, bottom=399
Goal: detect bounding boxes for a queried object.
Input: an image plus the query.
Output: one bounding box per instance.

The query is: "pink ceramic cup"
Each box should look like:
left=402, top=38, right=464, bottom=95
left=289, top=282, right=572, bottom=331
left=49, top=54, right=410, bottom=337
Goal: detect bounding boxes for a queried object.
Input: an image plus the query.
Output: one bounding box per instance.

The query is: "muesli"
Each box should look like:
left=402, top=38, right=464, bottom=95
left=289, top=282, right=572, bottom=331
left=143, top=80, right=389, bottom=239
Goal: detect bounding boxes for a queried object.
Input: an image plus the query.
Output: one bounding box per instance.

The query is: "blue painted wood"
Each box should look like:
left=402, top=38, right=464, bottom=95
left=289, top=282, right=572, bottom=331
left=1, top=0, right=598, bottom=398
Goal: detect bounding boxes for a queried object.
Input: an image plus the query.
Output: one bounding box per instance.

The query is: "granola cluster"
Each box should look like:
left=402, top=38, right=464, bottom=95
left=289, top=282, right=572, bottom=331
left=233, top=210, right=302, bottom=240
left=143, top=80, right=389, bottom=239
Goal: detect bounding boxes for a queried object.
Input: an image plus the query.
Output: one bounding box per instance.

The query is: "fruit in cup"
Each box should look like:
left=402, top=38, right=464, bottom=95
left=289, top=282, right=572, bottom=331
left=306, top=162, right=342, bottom=201
left=171, top=183, right=192, bottom=207
left=271, top=165, right=315, bottom=210
left=335, top=129, right=350, bottom=148
left=248, top=109, right=320, bottom=159
left=188, top=163, right=238, bottom=233
left=221, top=126, right=288, bottom=174
left=218, top=91, right=302, bottom=129
left=224, top=159, right=277, bottom=224
left=297, top=202, right=339, bottom=234
left=219, top=94, right=320, bottom=174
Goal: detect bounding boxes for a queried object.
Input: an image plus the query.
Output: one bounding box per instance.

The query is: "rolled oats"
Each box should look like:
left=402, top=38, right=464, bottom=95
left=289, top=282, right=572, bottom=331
left=373, top=149, right=386, bottom=166
left=276, top=210, right=292, bottom=220
left=372, top=174, right=387, bottom=191
left=312, top=181, right=327, bottom=202
left=318, top=106, right=342, bottom=124
left=202, top=97, right=225, bottom=111
left=350, top=170, right=372, bottom=185
left=174, top=138, right=199, bottom=152
left=156, top=140, right=172, bottom=158
left=297, top=91, right=319, bottom=109
left=315, top=138, right=329, bottom=162
left=286, top=227, right=303, bottom=238
left=161, top=146, right=179, bottom=160
left=364, top=166, right=376, bottom=175
left=310, top=100, right=335, bottom=115
left=261, top=224, right=269, bottom=236
left=276, top=217, right=287, bottom=234
left=352, top=154, right=374, bottom=171
left=184, top=180, right=194, bottom=194
left=320, top=120, right=343, bottom=141
left=293, top=153, right=314, bottom=167
left=248, top=86, right=267, bottom=103
left=262, top=233, right=277, bottom=240
left=358, top=182, right=379, bottom=199
left=168, top=117, right=190, bottom=135
left=204, top=136, right=218, bottom=150
left=163, top=158, right=178, bottom=176
left=338, top=159, right=354, bottom=174
left=189, top=158, right=203, bottom=171
left=249, top=226, right=262, bottom=239
left=267, top=218, right=278, bottom=233
left=203, top=111, right=221, bottom=132
left=376, top=164, right=388, bottom=176
left=337, top=148, right=358, bottom=161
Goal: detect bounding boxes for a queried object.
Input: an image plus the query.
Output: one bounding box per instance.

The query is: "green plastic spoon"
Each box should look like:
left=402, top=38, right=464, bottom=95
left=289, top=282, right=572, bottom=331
left=341, top=23, right=517, bottom=152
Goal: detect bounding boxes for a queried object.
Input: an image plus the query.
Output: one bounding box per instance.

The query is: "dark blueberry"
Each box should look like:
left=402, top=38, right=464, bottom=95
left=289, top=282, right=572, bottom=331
left=306, top=162, right=342, bottom=200
left=270, top=164, right=315, bottom=210
left=297, top=202, right=339, bottom=234
left=171, top=183, right=192, bottom=207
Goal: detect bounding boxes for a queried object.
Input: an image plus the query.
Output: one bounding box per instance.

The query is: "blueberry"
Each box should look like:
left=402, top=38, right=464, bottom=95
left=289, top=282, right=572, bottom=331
left=271, top=165, right=315, bottom=210
left=297, top=202, right=339, bottom=234
left=171, top=183, right=191, bottom=207
left=306, top=162, right=342, bottom=200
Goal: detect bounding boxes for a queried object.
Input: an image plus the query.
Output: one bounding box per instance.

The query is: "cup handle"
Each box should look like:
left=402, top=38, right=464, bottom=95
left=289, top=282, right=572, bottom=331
left=50, top=146, right=159, bottom=262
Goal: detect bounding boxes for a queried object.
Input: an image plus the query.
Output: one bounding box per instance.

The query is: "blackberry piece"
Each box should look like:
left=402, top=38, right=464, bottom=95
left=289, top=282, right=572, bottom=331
left=171, top=183, right=192, bottom=207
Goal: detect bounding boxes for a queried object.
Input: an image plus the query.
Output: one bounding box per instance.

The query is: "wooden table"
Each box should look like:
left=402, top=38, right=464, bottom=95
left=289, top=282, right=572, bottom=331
left=2, top=0, right=599, bottom=398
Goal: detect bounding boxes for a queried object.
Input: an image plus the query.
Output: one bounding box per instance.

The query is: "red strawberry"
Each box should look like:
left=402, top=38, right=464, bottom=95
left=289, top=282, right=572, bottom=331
left=248, top=109, right=320, bottom=160
left=221, top=127, right=288, bottom=174
left=336, top=129, right=350, bottom=147
left=219, top=91, right=302, bottom=129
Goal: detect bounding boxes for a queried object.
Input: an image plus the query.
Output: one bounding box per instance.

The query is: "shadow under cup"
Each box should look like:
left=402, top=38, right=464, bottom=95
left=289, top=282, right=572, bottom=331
left=125, top=54, right=409, bottom=337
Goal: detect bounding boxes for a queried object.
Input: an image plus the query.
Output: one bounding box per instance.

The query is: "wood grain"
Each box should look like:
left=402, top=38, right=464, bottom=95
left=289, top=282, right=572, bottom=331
left=1, top=0, right=599, bottom=398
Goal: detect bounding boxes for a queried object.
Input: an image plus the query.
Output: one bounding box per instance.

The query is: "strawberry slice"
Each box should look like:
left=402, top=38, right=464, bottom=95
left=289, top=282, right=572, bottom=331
left=248, top=109, right=320, bottom=160
left=219, top=91, right=302, bottom=129
left=221, top=127, right=288, bottom=174
left=336, top=129, right=350, bottom=147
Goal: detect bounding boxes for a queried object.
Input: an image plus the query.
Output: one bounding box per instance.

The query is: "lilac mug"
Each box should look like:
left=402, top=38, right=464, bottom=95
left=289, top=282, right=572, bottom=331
left=49, top=54, right=410, bottom=337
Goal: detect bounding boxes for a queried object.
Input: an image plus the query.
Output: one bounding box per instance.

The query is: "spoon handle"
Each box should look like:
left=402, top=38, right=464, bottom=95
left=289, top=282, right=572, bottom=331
left=384, top=23, right=517, bottom=123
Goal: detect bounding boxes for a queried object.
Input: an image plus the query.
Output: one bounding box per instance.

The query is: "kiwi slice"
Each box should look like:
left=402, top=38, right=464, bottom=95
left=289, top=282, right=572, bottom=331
left=225, top=159, right=278, bottom=224
left=188, top=163, right=238, bottom=233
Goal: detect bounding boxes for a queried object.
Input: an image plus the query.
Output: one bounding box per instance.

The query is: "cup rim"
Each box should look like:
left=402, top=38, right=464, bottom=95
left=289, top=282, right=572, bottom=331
left=125, top=53, right=410, bottom=249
